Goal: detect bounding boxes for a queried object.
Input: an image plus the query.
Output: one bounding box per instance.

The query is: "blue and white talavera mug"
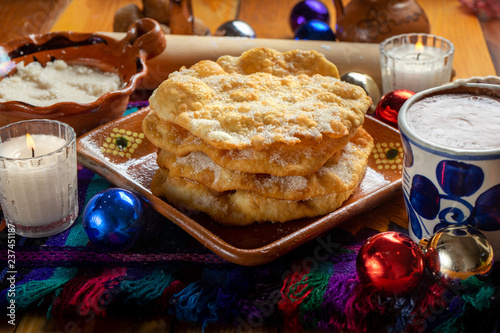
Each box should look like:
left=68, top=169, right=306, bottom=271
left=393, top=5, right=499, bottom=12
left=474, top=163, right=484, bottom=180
left=398, top=78, right=500, bottom=260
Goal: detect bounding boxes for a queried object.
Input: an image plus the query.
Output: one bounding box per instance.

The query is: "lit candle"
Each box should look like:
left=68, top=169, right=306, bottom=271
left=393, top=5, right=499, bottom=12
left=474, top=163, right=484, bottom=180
left=380, top=34, right=455, bottom=94
left=0, top=134, right=66, bottom=158
left=0, top=120, right=78, bottom=238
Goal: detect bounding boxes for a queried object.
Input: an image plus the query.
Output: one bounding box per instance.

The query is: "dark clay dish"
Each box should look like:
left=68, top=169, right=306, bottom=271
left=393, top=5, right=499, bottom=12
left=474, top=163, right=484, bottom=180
left=0, top=18, right=166, bottom=136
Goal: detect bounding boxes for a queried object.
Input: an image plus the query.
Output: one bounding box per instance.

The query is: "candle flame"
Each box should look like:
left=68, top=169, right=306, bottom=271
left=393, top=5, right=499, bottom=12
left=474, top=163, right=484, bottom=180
left=415, top=41, right=424, bottom=53
left=26, top=133, right=36, bottom=157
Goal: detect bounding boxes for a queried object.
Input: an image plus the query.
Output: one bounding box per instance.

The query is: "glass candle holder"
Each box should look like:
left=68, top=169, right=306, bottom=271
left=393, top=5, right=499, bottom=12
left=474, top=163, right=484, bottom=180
left=380, top=33, right=454, bottom=94
left=0, top=120, right=78, bottom=237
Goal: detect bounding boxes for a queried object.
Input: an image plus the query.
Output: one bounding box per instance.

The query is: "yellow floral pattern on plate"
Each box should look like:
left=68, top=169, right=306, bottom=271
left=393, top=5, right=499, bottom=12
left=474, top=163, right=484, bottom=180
left=373, top=142, right=403, bottom=172
left=100, top=127, right=145, bottom=158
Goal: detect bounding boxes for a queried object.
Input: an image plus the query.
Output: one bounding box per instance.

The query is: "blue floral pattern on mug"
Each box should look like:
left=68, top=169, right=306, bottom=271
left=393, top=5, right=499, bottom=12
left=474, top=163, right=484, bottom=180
left=406, top=160, right=500, bottom=239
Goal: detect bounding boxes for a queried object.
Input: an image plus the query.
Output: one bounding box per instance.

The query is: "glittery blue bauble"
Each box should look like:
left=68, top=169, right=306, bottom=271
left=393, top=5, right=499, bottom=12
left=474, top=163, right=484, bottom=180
left=83, top=188, right=146, bottom=251
left=294, top=19, right=336, bottom=41
left=289, top=0, right=330, bottom=33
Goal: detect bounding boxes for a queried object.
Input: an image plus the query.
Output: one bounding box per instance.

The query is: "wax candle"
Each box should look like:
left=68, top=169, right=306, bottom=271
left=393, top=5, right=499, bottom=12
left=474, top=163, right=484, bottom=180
left=0, top=134, right=66, bottom=158
left=380, top=34, right=454, bottom=94
left=0, top=120, right=78, bottom=238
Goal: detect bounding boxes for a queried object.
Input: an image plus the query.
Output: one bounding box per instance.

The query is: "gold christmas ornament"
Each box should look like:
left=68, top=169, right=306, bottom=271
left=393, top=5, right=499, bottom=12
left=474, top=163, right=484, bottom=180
left=419, top=225, right=494, bottom=280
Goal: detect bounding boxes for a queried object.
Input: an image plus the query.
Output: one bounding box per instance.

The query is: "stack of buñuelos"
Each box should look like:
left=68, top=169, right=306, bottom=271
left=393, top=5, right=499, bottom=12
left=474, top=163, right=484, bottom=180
left=143, top=47, right=374, bottom=226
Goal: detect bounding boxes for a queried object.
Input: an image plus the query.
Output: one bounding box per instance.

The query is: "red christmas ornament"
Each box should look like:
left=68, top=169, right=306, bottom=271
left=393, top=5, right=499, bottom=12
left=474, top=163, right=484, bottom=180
left=375, top=90, right=415, bottom=128
left=356, top=231, right=425, bottom=294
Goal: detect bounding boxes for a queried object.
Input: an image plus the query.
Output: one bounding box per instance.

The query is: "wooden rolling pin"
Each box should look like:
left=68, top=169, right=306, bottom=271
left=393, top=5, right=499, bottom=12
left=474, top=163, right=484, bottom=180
left=106, top=33, right=382, bottom=90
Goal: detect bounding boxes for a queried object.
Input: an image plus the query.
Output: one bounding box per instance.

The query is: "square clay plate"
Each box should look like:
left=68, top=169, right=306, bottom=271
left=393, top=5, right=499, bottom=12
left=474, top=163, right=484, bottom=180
left=77, top=107, right=402, bottom=266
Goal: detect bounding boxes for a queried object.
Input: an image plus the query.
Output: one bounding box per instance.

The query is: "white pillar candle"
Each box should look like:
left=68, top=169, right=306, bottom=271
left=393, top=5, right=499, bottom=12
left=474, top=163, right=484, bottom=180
left=0, top=120, right=78, bottom=238
left=380, top=34, right=454, bottom=94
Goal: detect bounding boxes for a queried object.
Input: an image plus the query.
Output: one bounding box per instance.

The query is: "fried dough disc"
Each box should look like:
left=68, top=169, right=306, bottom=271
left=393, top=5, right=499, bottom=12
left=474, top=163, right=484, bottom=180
left=151, top=168, right=359, bottom=226
left=143, top=109, right=356, bottom=176
left=156, top=127, right=373, bottom=201
left=148, top=48, right=371, bottom=150
left=216, top=47, right=340, bottom=78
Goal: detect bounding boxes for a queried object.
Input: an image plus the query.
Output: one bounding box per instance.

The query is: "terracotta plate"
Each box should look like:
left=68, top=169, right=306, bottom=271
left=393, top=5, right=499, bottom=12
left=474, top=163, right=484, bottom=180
left=77, top=107, right=403, bottom=266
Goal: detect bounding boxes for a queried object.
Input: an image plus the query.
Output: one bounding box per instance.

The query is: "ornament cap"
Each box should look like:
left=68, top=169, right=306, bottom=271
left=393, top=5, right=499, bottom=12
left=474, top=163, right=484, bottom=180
left=418, top=237, right=429, bottom=251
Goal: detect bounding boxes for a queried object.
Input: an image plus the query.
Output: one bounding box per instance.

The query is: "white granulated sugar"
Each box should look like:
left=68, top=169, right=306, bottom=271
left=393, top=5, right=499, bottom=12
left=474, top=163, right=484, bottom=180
left=256, top=173, right=308, bottom=192
left=194, top=192, right=228, bottom=214
left=173, top=135, right=184, bottom=145
left=189, top=118, right=219, bottom=131
left=227, top=148, right=256, bottom=160
left=317, top=142, right=359, bottom=182
left=177, top=152, right=210, bottom=171
left=176, top=150, right=309, bottom=193
left=0, top=60, right=121, bottom=106
left=266, top=149, right=304, bottom=167
left=178, top=151, right=222, bottom=182
left=279, top=175, right=308, bottom=191
left=177, top=73, right=363, bottom=146
left=208, top=131, right=235, bottom=143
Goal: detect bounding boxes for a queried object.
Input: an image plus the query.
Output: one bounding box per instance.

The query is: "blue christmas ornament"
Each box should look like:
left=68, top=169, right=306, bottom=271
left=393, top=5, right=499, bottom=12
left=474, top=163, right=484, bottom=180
left=289, top=0, right=330, bottom=33
left=294, top=19, right=336, bottom=41
left=83, top=188, right=146, bottom=251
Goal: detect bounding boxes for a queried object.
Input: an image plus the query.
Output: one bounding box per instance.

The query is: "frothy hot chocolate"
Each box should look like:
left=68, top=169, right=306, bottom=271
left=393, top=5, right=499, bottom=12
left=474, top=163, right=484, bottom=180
left=406, top=93, right=500, bottom=151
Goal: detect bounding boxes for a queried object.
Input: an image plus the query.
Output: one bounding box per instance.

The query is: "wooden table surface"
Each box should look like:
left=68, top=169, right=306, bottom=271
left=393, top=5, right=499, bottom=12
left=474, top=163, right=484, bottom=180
left=0, top=0, right=498, bottom=332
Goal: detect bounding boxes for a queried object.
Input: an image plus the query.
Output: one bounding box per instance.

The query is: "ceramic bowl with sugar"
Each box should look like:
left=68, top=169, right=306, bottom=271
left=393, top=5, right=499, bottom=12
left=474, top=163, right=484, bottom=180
left=0, top=18, right=166, bottom=136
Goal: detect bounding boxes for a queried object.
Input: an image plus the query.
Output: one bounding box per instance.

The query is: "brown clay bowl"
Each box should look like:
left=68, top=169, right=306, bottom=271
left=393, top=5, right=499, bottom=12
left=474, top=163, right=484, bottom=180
left=0, top=18, right=166, bottom=136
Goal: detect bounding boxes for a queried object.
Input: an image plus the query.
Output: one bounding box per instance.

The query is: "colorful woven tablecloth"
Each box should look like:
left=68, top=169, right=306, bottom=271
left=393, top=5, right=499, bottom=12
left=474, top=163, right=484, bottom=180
left=1, top=103, right=500, bottom=332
